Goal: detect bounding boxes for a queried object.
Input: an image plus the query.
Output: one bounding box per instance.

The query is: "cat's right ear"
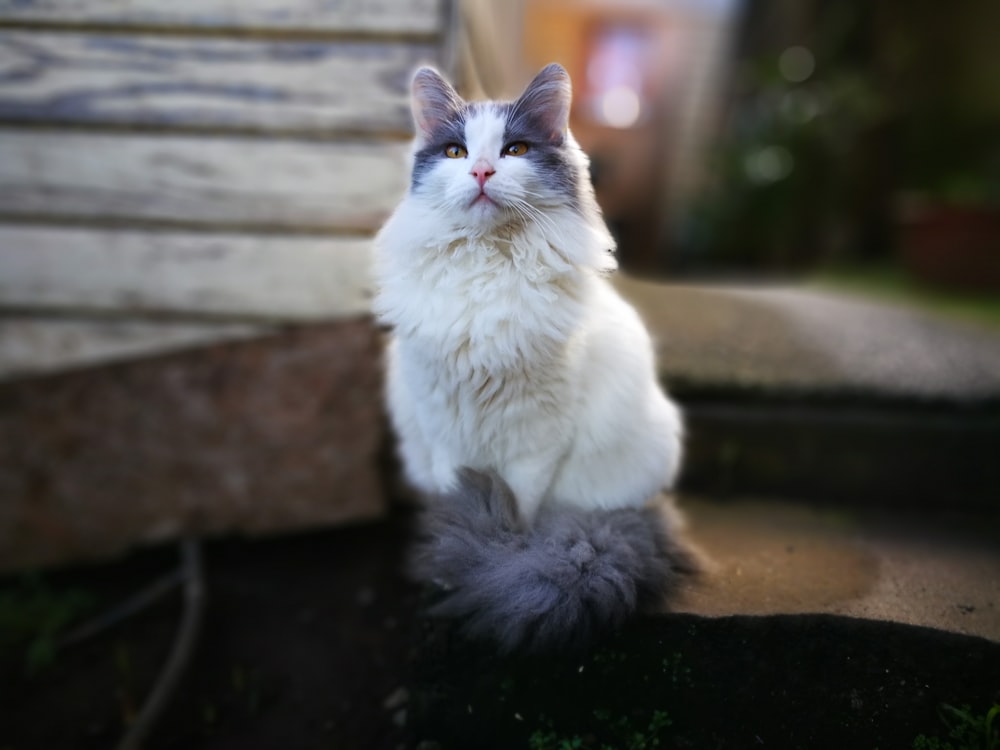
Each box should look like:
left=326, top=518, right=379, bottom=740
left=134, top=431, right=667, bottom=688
left=411, top=67, right=464, bottom=142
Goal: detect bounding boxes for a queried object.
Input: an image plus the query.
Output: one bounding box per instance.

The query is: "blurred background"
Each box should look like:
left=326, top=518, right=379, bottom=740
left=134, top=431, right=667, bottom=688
left=464, top=0, right=1000, bottom=289
left=1, top=2, right=999, bottom=747
left=0, top=0, right=998, bottom=573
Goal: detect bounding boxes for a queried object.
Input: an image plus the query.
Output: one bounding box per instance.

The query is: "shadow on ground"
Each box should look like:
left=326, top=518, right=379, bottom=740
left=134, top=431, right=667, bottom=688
left=1, top=506, right=997, bottom=750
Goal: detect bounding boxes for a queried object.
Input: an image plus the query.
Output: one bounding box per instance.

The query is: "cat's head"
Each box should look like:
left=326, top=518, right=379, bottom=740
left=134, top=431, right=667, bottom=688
left=407, top=63, right=597, bottom=234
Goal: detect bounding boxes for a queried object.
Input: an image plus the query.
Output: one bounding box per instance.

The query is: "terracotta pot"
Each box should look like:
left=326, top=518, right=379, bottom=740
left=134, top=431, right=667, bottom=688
left=897, top=201, right=1000, bottom=292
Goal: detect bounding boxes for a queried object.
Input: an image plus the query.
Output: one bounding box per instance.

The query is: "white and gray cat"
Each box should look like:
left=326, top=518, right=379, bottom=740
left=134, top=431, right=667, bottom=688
left=375, top=63, right=697, bottom=651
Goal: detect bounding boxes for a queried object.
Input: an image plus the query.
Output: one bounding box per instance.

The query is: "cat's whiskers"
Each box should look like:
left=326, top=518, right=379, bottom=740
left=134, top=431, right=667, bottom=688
left=503, top=201, right=547, bottom=237
left=514, top=183, right=577, bottom=212
left=501, top=197, right=576, bottom=271
left=505, top=196, right=561, bottom=238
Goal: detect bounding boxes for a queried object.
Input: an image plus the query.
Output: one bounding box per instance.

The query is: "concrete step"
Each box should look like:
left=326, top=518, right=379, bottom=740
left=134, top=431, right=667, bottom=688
left=673, top=495, right=1000, bottom=643
left=617, top=274, right=1000, bottom=646
left=617, top=275, right=1000, bottom=507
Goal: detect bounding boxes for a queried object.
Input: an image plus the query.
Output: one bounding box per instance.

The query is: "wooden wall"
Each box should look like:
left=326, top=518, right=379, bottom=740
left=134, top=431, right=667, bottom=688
left=0, top=0, right=450, bottom=381
left=0, top=1, right=458, bottom=569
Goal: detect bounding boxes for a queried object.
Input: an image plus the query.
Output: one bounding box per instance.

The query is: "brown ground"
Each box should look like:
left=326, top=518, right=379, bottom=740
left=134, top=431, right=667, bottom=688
left=1, top=502, right=998, bottom=750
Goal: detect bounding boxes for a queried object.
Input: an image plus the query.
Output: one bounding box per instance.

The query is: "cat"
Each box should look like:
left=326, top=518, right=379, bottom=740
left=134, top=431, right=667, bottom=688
left=374, top=63, right=697, bottom=651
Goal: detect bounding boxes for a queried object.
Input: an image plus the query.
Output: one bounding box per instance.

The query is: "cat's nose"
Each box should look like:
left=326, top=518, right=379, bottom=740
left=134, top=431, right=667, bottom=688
left=471, top=160, right=496, bottom=188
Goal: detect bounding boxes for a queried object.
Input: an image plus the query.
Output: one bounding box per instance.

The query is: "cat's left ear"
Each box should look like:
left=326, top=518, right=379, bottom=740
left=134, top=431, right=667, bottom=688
left=514, top=63, right=572, bottom=142
left=411, top=67, right=464, bottom=142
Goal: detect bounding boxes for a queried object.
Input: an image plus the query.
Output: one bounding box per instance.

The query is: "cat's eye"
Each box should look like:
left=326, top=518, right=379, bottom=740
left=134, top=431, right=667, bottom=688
left=504, top=142, right=530, bottom=157
left=444, top=144, right=468, bottom=159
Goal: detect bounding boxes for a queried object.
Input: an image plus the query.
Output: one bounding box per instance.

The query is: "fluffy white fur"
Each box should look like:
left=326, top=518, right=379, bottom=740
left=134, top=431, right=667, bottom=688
left=374, top=65, right=683, bottom=523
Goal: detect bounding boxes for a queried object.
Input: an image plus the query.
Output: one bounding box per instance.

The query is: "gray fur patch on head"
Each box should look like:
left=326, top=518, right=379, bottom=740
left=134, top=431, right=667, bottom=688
left=411, top=66, right=464, bottom=139
left=506, top=63, right=571, bottom=144
left=500, top=99, right=584, bottom=210
left=411, top=469, right=699, bottom=653
left=410, top=106, right=470, bottom=190
left=500, top=62, right=580, bottom=206
left=407, top=64, right=591, bottom=210
left=409, top=66, right=469, bottom=190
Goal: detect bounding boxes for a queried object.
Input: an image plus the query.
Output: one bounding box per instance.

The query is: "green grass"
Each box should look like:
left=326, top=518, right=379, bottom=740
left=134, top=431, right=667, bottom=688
left=810, top=265, right=1000, bottom=332
left=912, top=703, right=1000, bottom=750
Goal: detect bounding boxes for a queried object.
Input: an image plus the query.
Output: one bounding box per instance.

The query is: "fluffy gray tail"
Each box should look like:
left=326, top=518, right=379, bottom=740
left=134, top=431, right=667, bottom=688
left=412, top=469, right=699, bottom=653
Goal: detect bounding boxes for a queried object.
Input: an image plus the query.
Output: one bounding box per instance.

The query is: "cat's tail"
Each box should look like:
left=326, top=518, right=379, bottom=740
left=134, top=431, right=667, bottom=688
left=411, top=469, right=699, bottom=653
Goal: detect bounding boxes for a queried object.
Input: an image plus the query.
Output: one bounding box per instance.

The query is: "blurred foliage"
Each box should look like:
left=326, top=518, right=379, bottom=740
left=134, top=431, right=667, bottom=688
left=887, top=1, right=1000, bottom=205
left=900, top=110, right=1000, bottom=206
left=677, top=0, right=1000, bottom=273
left=0, top=573, right=94, bottom=675
left=810, top=264, right=1000, bottom=332
left=680, top=59, right=884, bottom=270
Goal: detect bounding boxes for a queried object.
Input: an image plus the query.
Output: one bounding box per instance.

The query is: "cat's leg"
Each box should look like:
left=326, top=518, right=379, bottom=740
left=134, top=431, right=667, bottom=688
left=491, top=374, right=577, bottom=522
left=428, top=448, right=460, bottom=493
left=385, top=341, right=439, bottom=494
left=548, top=290, right=684, bottom=511
left=502, top=465, right=549, bottom=523
left=500, top=443, right=568, bottom=523
left=550, top=386, right=682, bottom=512
left=394, top=405, right=459, bottom=495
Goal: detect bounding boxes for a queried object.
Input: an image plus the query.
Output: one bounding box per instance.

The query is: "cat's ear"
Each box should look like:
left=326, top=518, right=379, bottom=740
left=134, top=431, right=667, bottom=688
left=411, top=67, right=464, bottom=141
left=515, top=63, right=572, bottom=142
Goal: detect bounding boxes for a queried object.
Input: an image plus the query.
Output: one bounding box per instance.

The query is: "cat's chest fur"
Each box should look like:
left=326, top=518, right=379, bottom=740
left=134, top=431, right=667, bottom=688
left=389, top=234, right=588, bottom=378
left=382, top=235, right=597, bottom=474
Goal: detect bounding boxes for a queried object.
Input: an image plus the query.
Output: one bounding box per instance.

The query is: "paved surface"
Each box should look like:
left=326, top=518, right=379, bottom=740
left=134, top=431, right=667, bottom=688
left=617, top=275, right=1000, bottom=399
left=613, top=276, right=1000, bottom=641
left=672, top=496, right=1000, bottom=642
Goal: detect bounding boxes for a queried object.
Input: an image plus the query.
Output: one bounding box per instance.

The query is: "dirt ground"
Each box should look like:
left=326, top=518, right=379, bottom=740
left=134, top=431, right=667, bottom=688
left=1, top=506, right=998, bottom=750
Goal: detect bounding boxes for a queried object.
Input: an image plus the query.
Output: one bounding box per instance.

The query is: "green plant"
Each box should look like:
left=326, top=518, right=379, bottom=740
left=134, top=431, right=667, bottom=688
left=912, top=703, right=1000, bottom=750
left=528, top=730, right=584, bottom=750
left=528, top=708, right=672, bottom=750
left=0, top=573, right=94, bottom=674
left=679, top=10, right=889, bottom=273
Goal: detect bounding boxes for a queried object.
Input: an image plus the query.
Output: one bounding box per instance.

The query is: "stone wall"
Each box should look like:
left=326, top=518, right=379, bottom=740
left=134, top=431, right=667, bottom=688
left=0, top=318, right=386, bottom=571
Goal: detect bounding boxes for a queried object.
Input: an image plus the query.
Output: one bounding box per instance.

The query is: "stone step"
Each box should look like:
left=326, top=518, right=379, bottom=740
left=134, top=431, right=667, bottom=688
left=0, top=318, right=387, bottom=572
left=679, top=395, right=1000, bottom=508
left=617, top=275, right=1000, bottom=507
left=674, top=495, right=1000, bottom=643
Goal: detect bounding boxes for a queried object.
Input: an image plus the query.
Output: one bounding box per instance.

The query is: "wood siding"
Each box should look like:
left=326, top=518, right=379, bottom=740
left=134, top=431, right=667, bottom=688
left=0, top=227, right=374, bottom=320
left=0, top=131, right=409, bottom=230
left=0, top=0, right=443, bottom=380
left=0, top=31, right=433, bottom=133
left=0, top=0, right=443, bottom=35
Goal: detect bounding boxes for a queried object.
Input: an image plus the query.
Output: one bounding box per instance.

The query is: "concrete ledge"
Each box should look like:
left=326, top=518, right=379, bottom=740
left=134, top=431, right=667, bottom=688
left=680, top=397, right=1000, bottom=507
left=616, top=275, right=1000, bottom=507
left=619, top=276, right=1000, bottom=401
left=0, top=317, right=386, bottom=572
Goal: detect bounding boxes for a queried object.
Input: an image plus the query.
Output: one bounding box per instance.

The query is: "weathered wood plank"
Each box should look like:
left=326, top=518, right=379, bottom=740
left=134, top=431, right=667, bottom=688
left=0, top=317, right=269, bottom=382
left=0, top=31, right=434, bottom=132
left=0, top=226, right=375, bottom=320
left=0, top=131, right=410, bottom=229
left=0, top=0, right=444, bottom=35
